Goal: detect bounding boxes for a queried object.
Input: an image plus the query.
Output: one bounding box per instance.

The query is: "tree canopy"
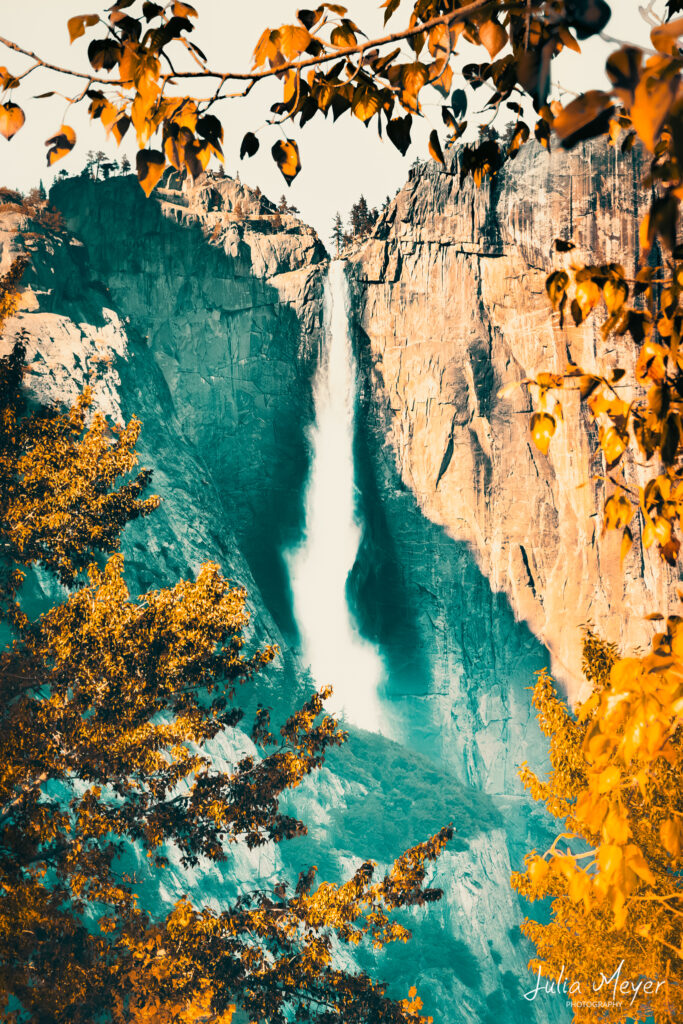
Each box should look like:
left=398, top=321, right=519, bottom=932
left=513, top=626, right=683, bottom=1022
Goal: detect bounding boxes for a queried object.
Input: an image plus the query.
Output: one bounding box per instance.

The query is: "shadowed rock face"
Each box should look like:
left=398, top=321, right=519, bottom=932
left=51, top=174, right=327, bottom=641
left=348, top=137, right=677, bottom=709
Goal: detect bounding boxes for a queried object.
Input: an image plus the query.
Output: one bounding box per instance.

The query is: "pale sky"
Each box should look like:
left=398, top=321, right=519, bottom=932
left=0, top=0, right=665, bottom=242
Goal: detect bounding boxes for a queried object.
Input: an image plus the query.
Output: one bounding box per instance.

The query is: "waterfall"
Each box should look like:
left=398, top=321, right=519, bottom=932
left=286, top=260, right=384, bottom=732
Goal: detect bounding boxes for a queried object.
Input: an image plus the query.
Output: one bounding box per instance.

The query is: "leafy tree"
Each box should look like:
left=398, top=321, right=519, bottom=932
left=0, top=270, right=452, bottom=1022
left=23, top=186, right=45, bottom=209
left=120, top=154, right=131, bottom=174
left=0, top=257, right=29, bottom=328
left=331, top=210, right=344, bottom=254
left=512, top=627, right=683, bottom=1022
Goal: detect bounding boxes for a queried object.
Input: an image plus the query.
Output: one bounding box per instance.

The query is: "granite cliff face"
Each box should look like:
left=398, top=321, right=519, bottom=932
left=348, top=138, right=675, bottom=715
left=52, top=173, right=327, bottom=639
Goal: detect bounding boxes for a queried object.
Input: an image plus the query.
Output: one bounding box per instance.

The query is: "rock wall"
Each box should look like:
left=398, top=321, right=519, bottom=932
left=51, top=173, right=326, bottom=639
left=349, top=138, right=675, bottom=707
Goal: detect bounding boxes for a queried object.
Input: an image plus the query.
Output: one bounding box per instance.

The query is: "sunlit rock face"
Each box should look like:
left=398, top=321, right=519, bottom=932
left=348, top=138, right=677, bottom=731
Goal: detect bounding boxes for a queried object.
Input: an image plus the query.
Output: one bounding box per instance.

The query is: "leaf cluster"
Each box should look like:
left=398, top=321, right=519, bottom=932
left=512, top=627, right=683, bottom=1023
left=0, top=2, right=617, bottom=194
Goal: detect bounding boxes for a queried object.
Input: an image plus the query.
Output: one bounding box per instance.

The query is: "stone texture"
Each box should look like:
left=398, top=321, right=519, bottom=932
left=51, top=173, right=327, bottom=639
left=349, top=138, right=676, bottom=709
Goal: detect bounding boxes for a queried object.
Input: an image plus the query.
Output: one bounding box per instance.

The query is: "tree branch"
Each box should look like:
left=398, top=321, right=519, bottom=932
left=0, top=0, right=508, bottom=95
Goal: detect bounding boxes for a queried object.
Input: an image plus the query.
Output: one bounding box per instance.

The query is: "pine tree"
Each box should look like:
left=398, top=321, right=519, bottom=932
left=92, top=150, right=107, bottom=180
left=348, top=195, right=377, bottom=239
left=331, top=210, right=344, bottom=255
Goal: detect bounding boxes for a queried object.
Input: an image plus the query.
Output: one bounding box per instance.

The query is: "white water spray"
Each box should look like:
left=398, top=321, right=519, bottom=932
left=286, top=260, right=384, bottom=732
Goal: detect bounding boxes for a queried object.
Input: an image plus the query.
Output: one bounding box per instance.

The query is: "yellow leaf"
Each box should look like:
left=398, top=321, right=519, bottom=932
left=478, top=19, right=507, bottom=59
left=553, top=91, right=613, bottom=146
left=430, top=61, right=453, bottom=98
left=67, top=13, right=98, bottom=43
left=428, top=128, right=444, bottom=165
left=558, top=25, right=581, bottom=54
left=653, top=515, right=672, bottom=546
left=597, top=843, right=623, bottom=879
left=111, top=114, right=131, bottom=146
left=428, top=23, right=450, bottom=61
left=635, top=339, right=667, bottom=384
left=0, top=102, right=25, bottom=141
left=352, top=86, right=379, bottom=123
left=604, top=277, right=628, bottom=313
left=528, top=856, right=549, bottom=885
left=271, top=138, right=301, bottom=184
left=507, top=122, right=530, bottom=157
left=173, top=1, right=198, bottom=16
left=136, top=149, right=166, bottom=197
left=274, top=25, right=311, bottom=60
left=400, top=61, right=428, bottom=111
left=604, top=493, right=633, bottom=532
left=568, top=870, right=592, bottom=907
left=639, top=212, right=652, bottom=253
left=660, top=817, right=683, bottom=856
left=331, top=23, right=357, bottom=47
left=575, top=279, right=601, bottom=318
left=604, top=806, right=630, bottom=844
left=599, top=424, right=627, bottom=467
left=0, top=67, right=20, bottom=90
left=45, top=123, right=76, bottom=165
left=651, top=16, right=683, bottom=56
left=546, top=270, right=569, bottom=309
left=631, top=70, right=678, bottom=152
left=625, top=844, right=656, bottom=886
left=597, top=766, right=621, bottom=793
left=253, top=28, right=275, bottom=68
left=530, top=411, right=556, bottom=455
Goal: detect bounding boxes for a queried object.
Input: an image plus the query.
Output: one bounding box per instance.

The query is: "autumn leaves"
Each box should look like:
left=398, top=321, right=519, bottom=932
left=243, top=5, right=513, bottom=182
left=512, top=628, right=683, bottom=1022
left=0, top=1, right=613, bottom=199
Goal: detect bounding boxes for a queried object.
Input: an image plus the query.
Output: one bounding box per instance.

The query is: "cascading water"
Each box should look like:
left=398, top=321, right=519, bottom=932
left=286, top=260, right=385, bottom=733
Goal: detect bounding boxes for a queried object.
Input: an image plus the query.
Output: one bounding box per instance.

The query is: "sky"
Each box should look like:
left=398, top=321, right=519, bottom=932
left=0, top=0, right=668, bottom=242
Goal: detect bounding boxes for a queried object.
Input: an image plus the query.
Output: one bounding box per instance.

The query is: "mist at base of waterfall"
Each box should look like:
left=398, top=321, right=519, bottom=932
left=286, top=260, right=385, bottom=734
